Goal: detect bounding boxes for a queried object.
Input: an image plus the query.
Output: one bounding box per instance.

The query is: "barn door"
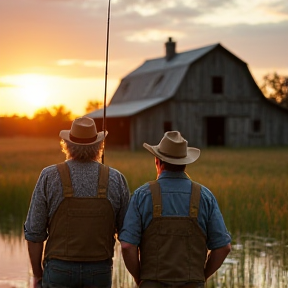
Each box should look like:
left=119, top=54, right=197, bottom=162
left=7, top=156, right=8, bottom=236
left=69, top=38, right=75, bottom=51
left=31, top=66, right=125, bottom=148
left=206, top=116, right=226, bottom=146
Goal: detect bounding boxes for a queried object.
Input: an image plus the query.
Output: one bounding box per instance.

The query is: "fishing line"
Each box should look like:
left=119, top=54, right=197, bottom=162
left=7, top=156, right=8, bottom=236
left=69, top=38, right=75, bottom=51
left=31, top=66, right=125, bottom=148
left=102, top=0, right=111, bottom=164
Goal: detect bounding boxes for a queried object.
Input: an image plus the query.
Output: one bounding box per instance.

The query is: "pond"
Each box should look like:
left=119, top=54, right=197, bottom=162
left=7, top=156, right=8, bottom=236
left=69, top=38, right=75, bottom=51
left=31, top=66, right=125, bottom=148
left=0, top=235, right=135, bottom=288
left=1, top=232, right=288, bottom=288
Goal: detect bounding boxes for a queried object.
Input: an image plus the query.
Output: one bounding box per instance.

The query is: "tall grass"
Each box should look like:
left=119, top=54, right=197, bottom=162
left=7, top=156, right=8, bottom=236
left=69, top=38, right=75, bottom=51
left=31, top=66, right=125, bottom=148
left=0, top=137, right=287, bottom=239
left=0, top=137, right=64, bottom=236
left=186, top=148, right=288, bottom=237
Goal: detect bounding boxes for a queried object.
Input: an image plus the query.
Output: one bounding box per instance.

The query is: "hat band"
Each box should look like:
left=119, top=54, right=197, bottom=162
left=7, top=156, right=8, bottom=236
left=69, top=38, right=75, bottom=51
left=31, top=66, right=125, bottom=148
left=158, top=148, right=186, bottom=159
left=69, top=133, right=97, bottom=144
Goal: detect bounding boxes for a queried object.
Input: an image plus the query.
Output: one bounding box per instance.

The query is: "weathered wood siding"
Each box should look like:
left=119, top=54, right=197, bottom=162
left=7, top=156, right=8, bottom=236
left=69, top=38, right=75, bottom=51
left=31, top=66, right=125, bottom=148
left=130, top=47, right=288, bottom=149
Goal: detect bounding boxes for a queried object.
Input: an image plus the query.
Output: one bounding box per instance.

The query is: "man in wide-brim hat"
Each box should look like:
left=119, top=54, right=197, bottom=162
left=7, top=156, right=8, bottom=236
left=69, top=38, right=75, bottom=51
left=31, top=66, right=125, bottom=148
left=24, top=117, right=130, bottom=288
left=120, top=131, right=231, bottom=288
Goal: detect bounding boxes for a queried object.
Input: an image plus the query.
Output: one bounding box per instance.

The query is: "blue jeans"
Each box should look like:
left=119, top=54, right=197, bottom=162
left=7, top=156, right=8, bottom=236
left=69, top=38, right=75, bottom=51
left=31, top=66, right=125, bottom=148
left=140, top=281, right=204, bottom=288
left=42, top=259, right=112, bottom=288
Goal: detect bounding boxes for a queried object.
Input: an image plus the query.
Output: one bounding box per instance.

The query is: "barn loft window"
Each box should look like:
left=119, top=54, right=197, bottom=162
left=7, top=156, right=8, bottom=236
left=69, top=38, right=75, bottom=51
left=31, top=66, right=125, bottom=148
left=163, top=121, right=172, bottom=132
left=212, top=76, right=223, bottom=93
left=154, top=75, right=164, bottom=87
left=122, top=82, right=130, bottom=93
left=252, top=119, right=261, bottom=132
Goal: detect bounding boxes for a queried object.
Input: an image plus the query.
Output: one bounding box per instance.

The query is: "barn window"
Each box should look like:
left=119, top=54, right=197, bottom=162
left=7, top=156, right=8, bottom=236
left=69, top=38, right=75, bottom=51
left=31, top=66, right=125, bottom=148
left=163, top=121, right=172, bottom=132
left=212, top=76, right=223, bottom=93
left=252, top=119, right=261, bottom=132
left=154, top=75, right=164, bottom=87
left=122, top=82, right=130, bottom=93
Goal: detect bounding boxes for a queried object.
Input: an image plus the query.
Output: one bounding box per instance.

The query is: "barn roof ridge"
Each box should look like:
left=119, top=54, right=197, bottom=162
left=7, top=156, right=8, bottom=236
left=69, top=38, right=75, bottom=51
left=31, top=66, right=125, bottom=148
left=125, top=43, right=220, bottom=78
left=87, top=42, right=250, bottom=119
left=148, top=42, right=221, bottom=62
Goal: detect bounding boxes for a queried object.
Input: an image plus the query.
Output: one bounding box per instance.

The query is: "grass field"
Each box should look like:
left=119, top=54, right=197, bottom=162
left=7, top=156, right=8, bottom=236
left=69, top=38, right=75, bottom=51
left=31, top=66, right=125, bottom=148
left=0, top=137, right=288, bottom=239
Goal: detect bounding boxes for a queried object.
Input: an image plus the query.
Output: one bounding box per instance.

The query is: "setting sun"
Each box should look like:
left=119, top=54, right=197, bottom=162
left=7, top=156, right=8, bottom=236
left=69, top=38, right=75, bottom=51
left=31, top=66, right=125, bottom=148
left=1, top=73, right=116, bottom=118
left=16, top=74, right=49, bottom=108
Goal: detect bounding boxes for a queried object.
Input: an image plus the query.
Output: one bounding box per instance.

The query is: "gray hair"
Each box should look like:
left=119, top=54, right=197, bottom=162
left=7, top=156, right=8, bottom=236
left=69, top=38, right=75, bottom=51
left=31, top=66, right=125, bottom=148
left=60, top=139, right=104, bottom=162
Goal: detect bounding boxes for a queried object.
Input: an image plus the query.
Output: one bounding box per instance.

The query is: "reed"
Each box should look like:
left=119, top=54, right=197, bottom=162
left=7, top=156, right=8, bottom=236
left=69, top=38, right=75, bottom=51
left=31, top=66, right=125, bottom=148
left=0, top=137, right=287, bottom=239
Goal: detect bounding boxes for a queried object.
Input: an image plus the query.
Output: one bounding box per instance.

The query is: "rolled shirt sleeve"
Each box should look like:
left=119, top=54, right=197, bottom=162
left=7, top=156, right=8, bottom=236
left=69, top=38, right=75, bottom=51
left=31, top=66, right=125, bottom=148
left=118, top=189, right=144, bottom=245
left=198, top=185, right=231, bottom=250
left=24, top=168, right=53, bottom=242
left=109, top=168, right=130, bottom=233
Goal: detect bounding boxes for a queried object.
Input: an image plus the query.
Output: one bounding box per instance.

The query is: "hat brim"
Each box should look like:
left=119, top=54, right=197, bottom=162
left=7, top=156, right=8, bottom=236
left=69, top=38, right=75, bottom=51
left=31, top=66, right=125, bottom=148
left=59, top=130, right=108, bottom=145
left=143, top=143, right=200, bottom=165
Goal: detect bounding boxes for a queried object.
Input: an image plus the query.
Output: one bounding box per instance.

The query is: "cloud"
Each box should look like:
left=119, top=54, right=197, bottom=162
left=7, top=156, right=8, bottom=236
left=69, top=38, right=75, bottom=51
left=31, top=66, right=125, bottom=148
left=56, top=59, right=104, bottom=67
left=0, top=0, right=110, bottom=76
left=0, top=82, right=17, bottom=88
left=112, top=0, right=288, bottom=27
left=265, top=0, right=288, bottom=15
left=0, top=0, right=287, bottom=82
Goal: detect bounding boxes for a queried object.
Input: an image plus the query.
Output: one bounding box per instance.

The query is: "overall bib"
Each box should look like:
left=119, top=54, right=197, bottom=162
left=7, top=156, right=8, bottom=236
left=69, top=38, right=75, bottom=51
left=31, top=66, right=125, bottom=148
left=140, top=180, right=207, bottom=288
left=43, top=162, right=115, bottom=288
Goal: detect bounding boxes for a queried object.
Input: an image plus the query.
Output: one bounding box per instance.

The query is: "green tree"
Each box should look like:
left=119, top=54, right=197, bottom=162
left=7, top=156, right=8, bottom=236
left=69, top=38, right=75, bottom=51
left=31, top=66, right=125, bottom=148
left=261, top=73, right=288, bottom=109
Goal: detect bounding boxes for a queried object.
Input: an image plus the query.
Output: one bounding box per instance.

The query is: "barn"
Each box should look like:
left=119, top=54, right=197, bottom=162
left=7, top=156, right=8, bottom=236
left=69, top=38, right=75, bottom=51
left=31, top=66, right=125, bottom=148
left=86, top=37, right=288, bottom=150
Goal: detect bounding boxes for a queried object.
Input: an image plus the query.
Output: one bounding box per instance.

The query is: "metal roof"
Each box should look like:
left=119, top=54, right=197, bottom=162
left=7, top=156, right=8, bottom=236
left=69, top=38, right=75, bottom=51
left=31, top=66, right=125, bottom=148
left=126, top=43, right=218, bottom=78
left=87, top=43, right=244, bottom=118
left=109, top=44, right=222, bottom=107
left=85, top=97, right=166, bottom=119
left=110, top=65, right=188, bottom=105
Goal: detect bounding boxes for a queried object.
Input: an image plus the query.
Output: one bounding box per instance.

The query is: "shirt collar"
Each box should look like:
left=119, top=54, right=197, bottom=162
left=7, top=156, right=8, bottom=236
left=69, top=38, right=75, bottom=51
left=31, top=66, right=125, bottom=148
left=158, top=170, right=191, bottom=180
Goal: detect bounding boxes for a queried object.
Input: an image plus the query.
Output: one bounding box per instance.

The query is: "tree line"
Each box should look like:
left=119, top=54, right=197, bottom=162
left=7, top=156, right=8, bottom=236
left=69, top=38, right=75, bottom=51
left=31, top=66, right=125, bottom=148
left=0, top=106, right=74, bottom=137
left=0, top=101, right=104, bottom=137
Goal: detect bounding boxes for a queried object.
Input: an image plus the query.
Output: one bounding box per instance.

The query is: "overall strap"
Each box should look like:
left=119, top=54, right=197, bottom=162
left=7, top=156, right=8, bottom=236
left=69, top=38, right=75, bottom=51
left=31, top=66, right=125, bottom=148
left=56, top=162, right=73, bottom=197
left=149, top=180, right=162, bottom=218
left=97, top=164, right=109, bottom=198
left=189, top=182, right=201, bottom=218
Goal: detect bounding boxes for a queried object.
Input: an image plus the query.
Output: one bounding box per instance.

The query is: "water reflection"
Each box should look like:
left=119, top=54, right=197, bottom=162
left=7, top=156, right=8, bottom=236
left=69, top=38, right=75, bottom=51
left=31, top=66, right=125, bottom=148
left=0, top=235, right=29, bottom=288
left=208, top=234, right=288, bottom=288
left=1, top=233, right=288, bottom=288
left=0, top=236, right=135, bottom=288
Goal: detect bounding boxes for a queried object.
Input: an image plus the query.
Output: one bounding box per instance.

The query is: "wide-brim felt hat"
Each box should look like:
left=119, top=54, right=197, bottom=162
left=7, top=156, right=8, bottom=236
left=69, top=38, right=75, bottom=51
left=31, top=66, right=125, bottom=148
left=59, top=117, right=107, bottom=145
left=143, top=131, right=200, bottom=165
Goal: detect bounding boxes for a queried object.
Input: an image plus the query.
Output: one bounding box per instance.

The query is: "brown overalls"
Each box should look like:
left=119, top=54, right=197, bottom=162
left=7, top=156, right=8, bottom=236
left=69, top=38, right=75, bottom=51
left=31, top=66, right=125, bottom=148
left=44, top=162, right=116, bottom=262
left=139, top=180, right=207, bottom=288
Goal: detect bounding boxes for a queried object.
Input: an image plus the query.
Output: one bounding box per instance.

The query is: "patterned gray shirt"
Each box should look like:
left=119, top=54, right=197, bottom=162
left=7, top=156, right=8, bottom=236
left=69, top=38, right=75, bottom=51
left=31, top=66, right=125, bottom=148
left=24, top=160, right=130, bottom=242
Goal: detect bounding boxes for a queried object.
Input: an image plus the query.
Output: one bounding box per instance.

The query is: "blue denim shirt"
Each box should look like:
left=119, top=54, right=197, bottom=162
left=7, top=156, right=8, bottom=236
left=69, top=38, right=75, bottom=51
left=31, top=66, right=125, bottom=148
left=119, top=171, right=231, bottom=250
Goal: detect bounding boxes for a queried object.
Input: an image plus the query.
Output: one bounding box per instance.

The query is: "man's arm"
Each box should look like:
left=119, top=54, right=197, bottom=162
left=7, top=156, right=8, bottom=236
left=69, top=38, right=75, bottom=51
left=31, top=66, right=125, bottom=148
left=120, top=241, right=141, bottom=286
left=27, top=241, right=44, bottom=286
left=204, top=243, right=231, bottom=281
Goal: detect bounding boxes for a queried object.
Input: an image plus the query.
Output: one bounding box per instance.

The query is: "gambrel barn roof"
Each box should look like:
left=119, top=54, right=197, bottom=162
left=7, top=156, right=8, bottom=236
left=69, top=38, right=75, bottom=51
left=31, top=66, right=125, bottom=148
left=87, top=42, right=246, bottom=119
left=86, top=38, right=288, bottom=149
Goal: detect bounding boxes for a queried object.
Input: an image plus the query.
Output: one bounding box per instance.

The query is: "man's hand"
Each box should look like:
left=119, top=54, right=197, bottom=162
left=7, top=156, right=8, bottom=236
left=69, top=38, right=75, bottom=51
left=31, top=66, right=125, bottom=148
left=27, top=241, right=44, bottom=287
left=30, top=276, right=42, bottom=288
left=204, top=243, right=231, bottom=280
left=120, top=241, right=141, bottom=285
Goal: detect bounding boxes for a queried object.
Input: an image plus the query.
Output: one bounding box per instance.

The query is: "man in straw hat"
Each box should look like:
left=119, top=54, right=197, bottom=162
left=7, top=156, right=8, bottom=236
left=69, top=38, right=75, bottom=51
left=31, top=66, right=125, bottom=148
left=119, top=131, right=231, bottom=288
left=24, top=117, right=130, bottom=288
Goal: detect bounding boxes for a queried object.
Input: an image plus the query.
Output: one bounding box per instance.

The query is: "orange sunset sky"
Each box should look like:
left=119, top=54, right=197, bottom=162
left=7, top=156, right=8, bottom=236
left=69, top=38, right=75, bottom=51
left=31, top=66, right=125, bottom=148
left=1, top=0, right=288, bottom=118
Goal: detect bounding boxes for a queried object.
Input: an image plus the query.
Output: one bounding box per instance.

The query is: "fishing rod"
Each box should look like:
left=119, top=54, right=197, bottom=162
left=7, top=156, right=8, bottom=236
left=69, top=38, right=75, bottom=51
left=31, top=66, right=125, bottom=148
left=102, top=0, right=111, bottom=164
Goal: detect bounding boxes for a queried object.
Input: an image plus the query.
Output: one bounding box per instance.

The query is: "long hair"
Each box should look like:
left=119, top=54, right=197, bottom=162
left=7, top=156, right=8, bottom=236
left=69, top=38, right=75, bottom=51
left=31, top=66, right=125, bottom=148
left=60, top=139, right=104, bottom=162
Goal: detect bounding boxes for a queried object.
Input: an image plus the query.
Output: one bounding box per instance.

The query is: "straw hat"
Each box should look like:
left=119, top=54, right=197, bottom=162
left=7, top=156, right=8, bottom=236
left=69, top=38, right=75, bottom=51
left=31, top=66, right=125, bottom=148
left=59, top=117, right=107, bottom=145
left=143, top=131, right=200, bottom=165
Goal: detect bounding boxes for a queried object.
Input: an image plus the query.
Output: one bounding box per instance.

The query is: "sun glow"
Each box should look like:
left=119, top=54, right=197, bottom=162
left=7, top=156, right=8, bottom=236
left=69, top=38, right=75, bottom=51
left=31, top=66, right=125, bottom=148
left=16, top=74, right=50, bottom=107
left=1, top=74, right=118, bottom=118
